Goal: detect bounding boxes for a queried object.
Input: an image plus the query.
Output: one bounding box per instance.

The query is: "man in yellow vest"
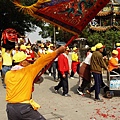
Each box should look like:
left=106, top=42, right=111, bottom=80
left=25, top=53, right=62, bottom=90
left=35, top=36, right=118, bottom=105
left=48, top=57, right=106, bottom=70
left=5, top=46, right=65, bottom=120
left=70, top=47, right=80, bottom=79
left=2, top=49, right=12, bottom=88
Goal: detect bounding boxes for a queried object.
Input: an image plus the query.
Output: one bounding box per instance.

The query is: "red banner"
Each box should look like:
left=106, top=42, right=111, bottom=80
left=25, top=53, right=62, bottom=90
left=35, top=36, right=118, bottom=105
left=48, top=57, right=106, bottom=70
left=36, top=0, right=110, bottom=34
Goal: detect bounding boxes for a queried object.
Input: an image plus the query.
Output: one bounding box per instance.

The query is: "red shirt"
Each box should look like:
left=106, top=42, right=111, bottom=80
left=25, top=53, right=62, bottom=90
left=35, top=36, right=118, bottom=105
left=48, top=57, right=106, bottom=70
left=58, top=53, right=69, bottom=75
left=116, top=47, right=120, bottom=60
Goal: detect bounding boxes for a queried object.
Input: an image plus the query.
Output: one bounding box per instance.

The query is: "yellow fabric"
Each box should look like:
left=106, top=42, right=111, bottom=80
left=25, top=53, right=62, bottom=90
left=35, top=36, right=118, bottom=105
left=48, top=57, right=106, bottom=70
left=2, top=53, right=12, bottom=66
left=5, top=52, right=57, bottom=103
left=38, top=52, right=44, bottom=57
left=71, top=52, right=78, bottom=62
left=20, top=99, right=40, bottom=110
left=2, top=48, right=5, bottom=55
left=108, top=57, right=118, bottom=71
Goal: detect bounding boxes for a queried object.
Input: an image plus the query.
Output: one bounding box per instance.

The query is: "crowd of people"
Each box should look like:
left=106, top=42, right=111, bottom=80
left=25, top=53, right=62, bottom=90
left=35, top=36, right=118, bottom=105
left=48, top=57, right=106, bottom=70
left=0, top=39, right=120, bottom=119
left=77, top=43, right=120, bottom=102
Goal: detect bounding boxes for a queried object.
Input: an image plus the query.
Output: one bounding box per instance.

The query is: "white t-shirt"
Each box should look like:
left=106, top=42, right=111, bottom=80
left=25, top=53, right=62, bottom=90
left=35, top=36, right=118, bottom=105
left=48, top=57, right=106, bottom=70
left=84, top=52, right=92, bottom=65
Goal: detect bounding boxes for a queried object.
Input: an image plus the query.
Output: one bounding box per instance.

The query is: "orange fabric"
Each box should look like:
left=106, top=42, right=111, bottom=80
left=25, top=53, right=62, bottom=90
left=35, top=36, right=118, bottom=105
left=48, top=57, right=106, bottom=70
left=0, top=57, right=2, bottom=70
left=0, top=61, right=2, bottom=70
left=38, top=52, right=44, bottom=57
left=5, top=52, right=57, bottom=103
left=108, top=57, right=118, bottom=71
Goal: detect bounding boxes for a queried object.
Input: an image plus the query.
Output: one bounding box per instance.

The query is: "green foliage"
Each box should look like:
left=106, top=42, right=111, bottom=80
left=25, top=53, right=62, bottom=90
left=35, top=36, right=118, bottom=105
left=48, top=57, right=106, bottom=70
left=81, top=27, right=120, bottom=56
left=39, top=23, right=73, bottom=43
left=0, top=0, right=47, bottom=39
left=0, top=0, right=37, bottom=36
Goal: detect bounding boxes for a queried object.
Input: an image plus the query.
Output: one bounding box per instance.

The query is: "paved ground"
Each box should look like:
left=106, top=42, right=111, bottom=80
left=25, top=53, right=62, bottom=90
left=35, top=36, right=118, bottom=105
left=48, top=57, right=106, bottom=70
left=0, top=53, right=120, bottom=120
left=0, top=72, right=120, bottom=120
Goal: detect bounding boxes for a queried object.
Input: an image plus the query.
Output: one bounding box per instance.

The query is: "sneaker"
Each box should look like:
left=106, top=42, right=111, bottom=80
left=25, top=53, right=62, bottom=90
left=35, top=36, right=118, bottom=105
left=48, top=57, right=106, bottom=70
left=77, top=89, right=84, bottom=96
left=86, top=90, right=91, bottom=94
left=3, top=84, right=6, bottom=89
left=85, top=90, right=91, bottom=97
left=94, top=99, right=103, bottom=102
left=70, top=77, right=74, bottom=79
left=49, top=73, right=52, bottom=76
left=57, top=78, right=60, bottom=81
left=53, top=87, right=58, bottom=94
left=63, top=94, right=71, bottom=97
left=54, top=79, right=59, bottom=82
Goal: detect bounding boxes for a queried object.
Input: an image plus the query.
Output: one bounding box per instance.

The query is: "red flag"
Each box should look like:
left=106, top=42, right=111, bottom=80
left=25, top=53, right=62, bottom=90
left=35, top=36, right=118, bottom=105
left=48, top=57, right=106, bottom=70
left=13, top=0, right=110, bottom=34
left=35, top=0, right=110, bottom=34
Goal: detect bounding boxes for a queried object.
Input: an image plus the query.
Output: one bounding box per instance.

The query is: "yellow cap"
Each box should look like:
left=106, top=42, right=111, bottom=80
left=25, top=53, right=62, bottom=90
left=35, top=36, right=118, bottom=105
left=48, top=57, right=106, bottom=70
left=91, top=46, right=96, bottom=52
left=116, top=43, right=120, bottom=46
left=19, top=38, right=24, bottom=42
left=49, top=44, right=54, bottom=47
left=20, top=45, right=26, bottom=50
left=95, top=43, right=104, bottom=49
left=66, top=47, right=70, bottom=51
left=15, top=45, right=19, bottom=48
left=13, top=51, right=27, bottom=63
left=73, top=47, right=78, bottom=51
left=112, top=50, right=118, bottom=55
left=41, top=44, right=44, bottom=47
left=26, top=45, right=31, bottom=49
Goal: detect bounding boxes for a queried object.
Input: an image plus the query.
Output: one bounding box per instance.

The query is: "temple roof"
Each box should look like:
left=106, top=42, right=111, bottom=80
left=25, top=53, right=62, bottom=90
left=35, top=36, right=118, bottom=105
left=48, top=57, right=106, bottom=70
left=109, top=0, right=120, bottom=4
left=97, top=11, right=120, bottom=16
left=96, top=0, right=120, bottom=16
left=90, top=26, right=120, bottom=31
left=97, top=11, right=113, bottom=16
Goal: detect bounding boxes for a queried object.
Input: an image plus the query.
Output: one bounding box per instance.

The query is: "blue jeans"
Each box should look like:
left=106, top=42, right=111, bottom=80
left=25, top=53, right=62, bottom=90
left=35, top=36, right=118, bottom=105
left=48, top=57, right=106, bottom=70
left=2, top=65, right=12, bottom=75
left=89, top=72, right=102, bottom=99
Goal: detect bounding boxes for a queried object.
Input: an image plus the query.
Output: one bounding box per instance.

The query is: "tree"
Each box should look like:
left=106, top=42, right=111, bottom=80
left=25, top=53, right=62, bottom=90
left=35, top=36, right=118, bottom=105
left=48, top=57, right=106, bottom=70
left=81, top=26, right=120, bottom=56
left=0, top=0, right=40, bottom=37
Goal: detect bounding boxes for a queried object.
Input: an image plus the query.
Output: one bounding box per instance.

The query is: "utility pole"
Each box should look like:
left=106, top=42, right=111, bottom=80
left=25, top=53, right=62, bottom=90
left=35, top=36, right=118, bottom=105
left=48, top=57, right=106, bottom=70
left=53, top=26, right=56, bottom=45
